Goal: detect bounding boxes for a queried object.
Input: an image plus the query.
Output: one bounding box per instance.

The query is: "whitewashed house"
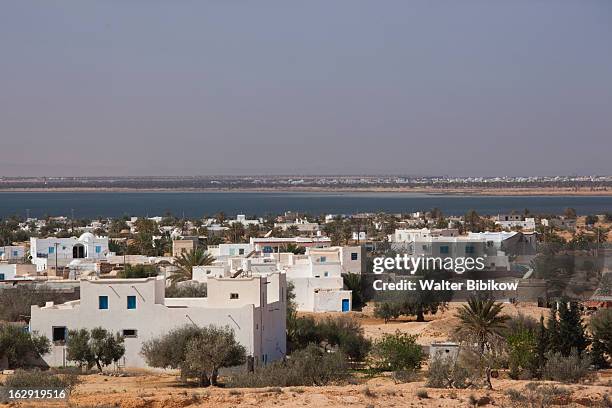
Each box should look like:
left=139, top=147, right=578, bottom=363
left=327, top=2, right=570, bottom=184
left=30, top=233, right=110, bottom=272
left=0, top=245, right=26, bottom=261
left=229, top=214, right=261, bottom=227
left=0, top=263, right=37, bottom=281
left=495, top=214, right=536, bottom=230
left=278, top=247, right=354, bottom=313
left=30, top=273, right=287, bottom=369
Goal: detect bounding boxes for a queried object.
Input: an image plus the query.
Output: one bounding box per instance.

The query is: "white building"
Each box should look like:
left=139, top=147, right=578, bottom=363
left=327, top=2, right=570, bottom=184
left=389, top=228, right=459, bottom=243
left=229, top=214, right=261, bottom=227
left=391, top=229, right=521, bottom=271
left=541, top=217, right=576, bottom=230
left=495, top=214, right=536, bottom=230
left=0, top=263, right=36, bottom=281
left=30, top=273, right=286, bottom=369
left=30, top=233, right=110, bottom=272
left=0, top=245, right=26, bottom=261
left=277, top=246, right=358, bottom=313
left=207, top=243, right=252, bottom=258
left=274, top=218, right=320, bottom=234
left=250, top=237, right=331, bottom=253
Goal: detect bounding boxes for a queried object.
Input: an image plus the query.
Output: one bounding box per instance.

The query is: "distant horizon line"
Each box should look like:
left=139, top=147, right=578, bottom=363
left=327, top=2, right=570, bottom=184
left=1, top=174, right=610, bottom=179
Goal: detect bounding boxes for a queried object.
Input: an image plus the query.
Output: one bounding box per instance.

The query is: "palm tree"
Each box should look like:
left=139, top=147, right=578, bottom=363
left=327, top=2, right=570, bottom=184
left=455, top=295, right=509, bottom=389
left=170, top=248, right=215, bottom=283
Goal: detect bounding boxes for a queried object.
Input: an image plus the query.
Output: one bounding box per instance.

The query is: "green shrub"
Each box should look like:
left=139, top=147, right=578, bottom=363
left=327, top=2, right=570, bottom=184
left=391, top=369, right=418, bottom=384
left=506, top=383, right=571, bottom=407
left=373, top=302, right=401, bottom=323
left=426, top=355, right=470, bottom=389
left=507, top=329, right=538, bottom=380
left=66, top=327, right=125, bottom=372
left=142, top=324, right=245, bottom=386
left=165, top=282, right=207, bottom=298
left=228, top=344, right=348, bottom=388
left=542, top=349, right=591, bottom=383
left=287, top=315, right=370, bottom=362
left=0, top=323, right=50, bottom=369
left=117, top=264, right=159, bottom=279
left=2, top=369, right=79, bottom=390
left=317, top=316, right=371, bottom=361
left=369, top=331, right=423, bottom=372
left=416, top=389, right=428, bottom=398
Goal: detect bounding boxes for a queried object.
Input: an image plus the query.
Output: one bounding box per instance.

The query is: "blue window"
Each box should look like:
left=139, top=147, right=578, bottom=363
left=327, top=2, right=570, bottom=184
left=351, top=252, right=358, bottom=261
left=13, top=251, right=18, bottom=257
left=263, top=246, right=272, bottom=253
left=440, top=246, right=449, bottom=254
left=99, top=296, right=109, bottom=310
left=48, top=246, right=55, bottom=254
left=95, top=245, right=102, bottom=254
left=127, top=296, right=136, bottom=310
left=465, top=245, right=475, bottom=254
left=0, top=274, right=5, bottom=281
left=0, top=250, right=4, bottom=256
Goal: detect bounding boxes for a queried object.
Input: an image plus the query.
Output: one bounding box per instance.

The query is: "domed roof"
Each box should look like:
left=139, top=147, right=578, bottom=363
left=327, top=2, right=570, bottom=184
left=78, top=232, right=95, bottom=242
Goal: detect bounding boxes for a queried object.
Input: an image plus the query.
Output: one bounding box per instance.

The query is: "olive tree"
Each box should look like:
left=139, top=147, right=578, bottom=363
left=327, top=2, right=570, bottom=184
left=141, top=324, right=246, bottom=386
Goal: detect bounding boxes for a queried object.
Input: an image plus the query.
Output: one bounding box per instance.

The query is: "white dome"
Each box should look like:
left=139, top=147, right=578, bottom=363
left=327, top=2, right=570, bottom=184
left=78, top=232, right=95, bottom=242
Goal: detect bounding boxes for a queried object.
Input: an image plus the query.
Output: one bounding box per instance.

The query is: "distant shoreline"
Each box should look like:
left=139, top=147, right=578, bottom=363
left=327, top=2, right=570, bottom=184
left=0, top=186, right=610, bottom=196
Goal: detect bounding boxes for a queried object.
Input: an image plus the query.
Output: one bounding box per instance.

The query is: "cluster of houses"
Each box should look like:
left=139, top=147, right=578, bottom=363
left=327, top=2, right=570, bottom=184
left=4, top=232, right=363, bottom=369
left=0, top=210, right=602, bottom=371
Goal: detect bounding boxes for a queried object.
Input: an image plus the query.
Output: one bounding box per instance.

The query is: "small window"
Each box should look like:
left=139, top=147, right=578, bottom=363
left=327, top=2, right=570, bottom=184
left=239, top=248, right=245, bottom=255
left=99, top=295, right=109, bottom=310
left=48, top=246, right=55, bottom=254
left=351, top=252, right=358, bottom=261
left=324, top=272, right=329, bottom=277
left=440, top=246, right=449, bottom=254
left=320, top=256, right=326, bottom=262
left=13, top=251, right=19, bottom=257
left=127, top=295, right=136, bottom=309
left=230, top=293, right=239, bottom=299
left=0, top=274, right=5, bottom=281
left=465, top=245, right=475, bottom=254
left=206, top=270, right=211, bottom=275
left=122, top=329, right=137, bottom=338
left=52, top=326, right=67, bottom=342
left=95, top=245, right=102, bottom=254
left=315, top=274, right=320, bottom=278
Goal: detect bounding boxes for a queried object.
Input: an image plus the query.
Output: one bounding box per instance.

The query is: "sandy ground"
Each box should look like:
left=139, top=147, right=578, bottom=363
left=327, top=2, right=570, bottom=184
left=2, top=370, right=610, bottom=408
left=301, top=301, right=553, bottom=345
left=2, top=304, right=608, bottom=408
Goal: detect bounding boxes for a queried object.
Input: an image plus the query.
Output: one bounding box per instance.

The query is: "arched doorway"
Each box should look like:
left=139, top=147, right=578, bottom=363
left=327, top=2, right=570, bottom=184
left=73, top=244, right=85, bottom=258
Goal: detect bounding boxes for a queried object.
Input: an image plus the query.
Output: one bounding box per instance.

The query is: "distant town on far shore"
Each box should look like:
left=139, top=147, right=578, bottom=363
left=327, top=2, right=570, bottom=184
left=1, top=175, right=611, bottom=194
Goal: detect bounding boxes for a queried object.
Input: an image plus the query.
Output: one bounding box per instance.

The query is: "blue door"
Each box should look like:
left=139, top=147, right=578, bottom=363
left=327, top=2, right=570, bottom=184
left=341, top=299, right=350, bottom=312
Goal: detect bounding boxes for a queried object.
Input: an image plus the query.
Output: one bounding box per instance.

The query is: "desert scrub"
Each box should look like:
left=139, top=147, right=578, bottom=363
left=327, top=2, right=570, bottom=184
left=228, top=344, right=348, bottom=388
left=426, top=356, right=470, bottom=388
left=2, top=369, right=79, bottom=390
left=506, top=383, right=571, bottom=407
left=542, top=350, right=591, bottom=383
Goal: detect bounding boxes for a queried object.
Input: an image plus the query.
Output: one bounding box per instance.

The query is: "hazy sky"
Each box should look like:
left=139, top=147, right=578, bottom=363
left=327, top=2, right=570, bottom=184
left=1, top=1, right=611, bottom=177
